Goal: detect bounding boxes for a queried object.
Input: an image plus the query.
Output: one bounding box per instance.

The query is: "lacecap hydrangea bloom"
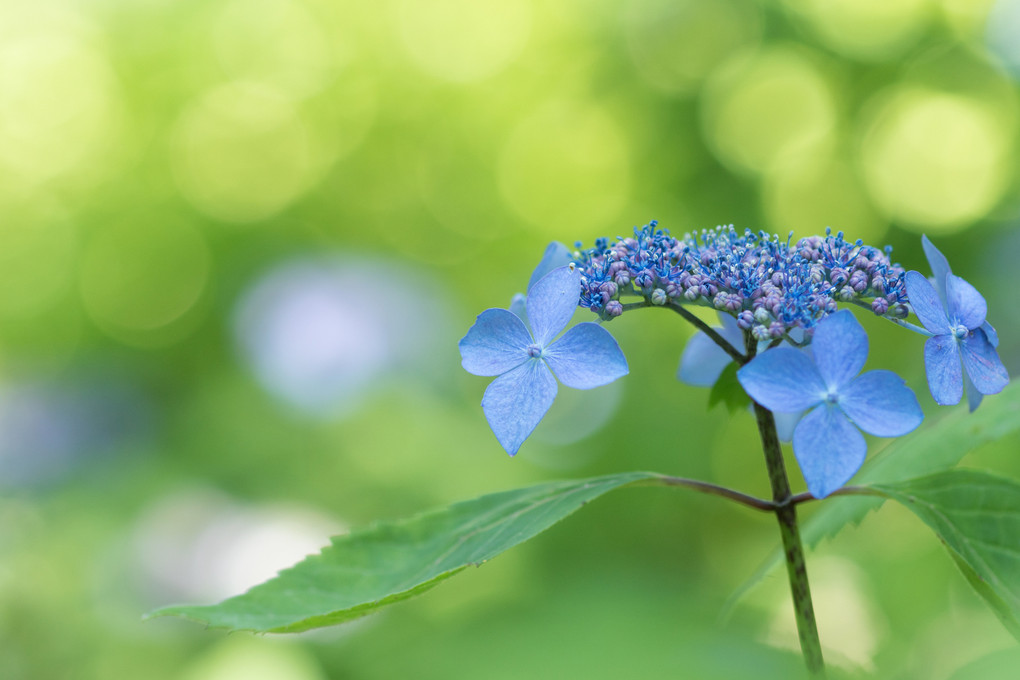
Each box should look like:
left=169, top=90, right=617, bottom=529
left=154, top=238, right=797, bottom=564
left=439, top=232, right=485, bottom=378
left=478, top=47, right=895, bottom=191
left=462, top=221, right=1009, bottom=498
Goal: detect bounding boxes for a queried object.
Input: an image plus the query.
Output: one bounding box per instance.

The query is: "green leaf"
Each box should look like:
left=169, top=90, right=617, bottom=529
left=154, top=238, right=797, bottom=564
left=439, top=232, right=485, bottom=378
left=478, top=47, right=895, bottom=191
left=148, top=471, right=662, bottom=633
left=863, top=469, right=1020, bottom=640
left=709, top=362, right=752, bottom=415
left=728, top=381, right=1020, bottom=610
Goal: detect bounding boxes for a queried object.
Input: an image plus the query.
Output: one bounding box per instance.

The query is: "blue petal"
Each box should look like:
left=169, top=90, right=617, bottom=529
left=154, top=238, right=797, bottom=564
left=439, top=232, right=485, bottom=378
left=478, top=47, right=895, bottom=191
left=481, top=359, right=558, bottom=456
left=678, top=346, right=723, bottom=387
left=527, top=242, right=574, bottom=292
left=839, top=370, right=923, bottom=437
left=544, top=322, right=628, bottom=389
left=924, top=334, right=962, bottom=405
left=718, top=312, right=743, bottom=343
left=946, top=274, right=987, bottom=330
left=459, top=308, right=531, bottom=377
left=527, top=266, right=582, bottom=346
left=964, top=372, right=984, bottom=413
left=792, top=404, right=867, bottom=499
left=677, top=313, right=745, bottom=386
left=982, top=321, right=999, bottom=348
left=810, top=310, right=868, bottom=390
left=904, top=271, right=950, bottom=334
left=960, top=328, right=1010, bottom=396
left=737, top=347, right=826, bottom=412
left=509, top=293, right=527, bottom=322
left=678, top=331, right=730, bottom=386
left=773, top=410, right=803, bottom=443
left=921, top=234, right=952, bottom=306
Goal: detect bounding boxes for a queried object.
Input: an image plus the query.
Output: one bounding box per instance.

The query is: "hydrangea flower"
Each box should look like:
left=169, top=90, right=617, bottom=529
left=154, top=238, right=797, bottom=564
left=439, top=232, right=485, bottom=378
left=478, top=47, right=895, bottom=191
left=907, top=236, right=1007, bottom=410
left=904, top=260, right=1009, bottom=408
left=459, top=266, right=628, bottom=456
left=572, top=223, right=909, bottom=334
left=736, top=310, right=923, bottom=498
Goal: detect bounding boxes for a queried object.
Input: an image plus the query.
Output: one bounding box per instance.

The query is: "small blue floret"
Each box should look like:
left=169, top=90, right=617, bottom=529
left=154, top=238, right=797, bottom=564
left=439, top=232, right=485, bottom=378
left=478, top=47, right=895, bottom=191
left=459, top=267, right=629, bottom=456
left=904, top=236, right=1009, bottom=410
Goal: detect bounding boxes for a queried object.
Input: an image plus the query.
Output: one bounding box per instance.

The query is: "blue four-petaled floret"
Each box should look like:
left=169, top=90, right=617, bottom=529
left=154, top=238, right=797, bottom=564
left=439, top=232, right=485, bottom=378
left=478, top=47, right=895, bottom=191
left=736, top=310, right=924, bottom=499
left=902, top=236, right=1008, bottom=410
left=459, top=266, right=629, bottom=456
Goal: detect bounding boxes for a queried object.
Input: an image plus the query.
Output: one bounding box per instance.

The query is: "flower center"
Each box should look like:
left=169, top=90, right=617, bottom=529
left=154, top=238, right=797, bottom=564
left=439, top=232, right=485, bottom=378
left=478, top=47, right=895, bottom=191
left=951, top=324, right=969, bottom=340
left=526, top=343, right=543, bottom=359
left=824, top=390, right=839, bottom=406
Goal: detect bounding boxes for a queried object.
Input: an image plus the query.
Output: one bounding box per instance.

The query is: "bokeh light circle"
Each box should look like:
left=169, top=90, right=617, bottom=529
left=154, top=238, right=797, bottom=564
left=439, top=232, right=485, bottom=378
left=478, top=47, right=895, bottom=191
left=624, top=0, right=762, bottom=95
left=701, top=46, right=837, bottom=175
left=782, top=0, right=931, bottom=61
left=396, top=0, right=531, bottom=83
left=181, top=638, right=327, bottom=680
left=234, top=257, right=453, bottom=419
left=0, top=15, right=120, bottom=186
left=859, top=88, right=1013, bottom=232
left=212, top=0, right=333, bottom=97
left=79, top=218, right=211, bottom=336
left=171, top=82, right=316, bottom=223
left=498, top=101, right=630, bottom=234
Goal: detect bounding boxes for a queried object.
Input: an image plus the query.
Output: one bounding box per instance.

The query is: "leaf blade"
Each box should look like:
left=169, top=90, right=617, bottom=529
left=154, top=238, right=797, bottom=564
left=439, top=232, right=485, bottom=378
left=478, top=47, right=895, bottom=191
left=864, top=469, right=1020, bottom=640
left=148, top=471, right=662, bottom=633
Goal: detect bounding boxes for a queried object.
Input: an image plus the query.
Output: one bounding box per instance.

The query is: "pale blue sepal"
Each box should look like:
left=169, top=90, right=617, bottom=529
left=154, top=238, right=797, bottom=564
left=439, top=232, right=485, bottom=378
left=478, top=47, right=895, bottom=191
left=921, top=234, right=951, bottom=305
left=509, top=293, right=527, bottom=322
left=946, top=274, right=987, bottom=330
left=924, top=335, right=963, bottom=405
left=527, top=267, right=581, bottom=346
left=528, top=242, right=573, bottom=292
left=811, top=310, right=867, bottom=391
left=839, top=370, right=923, bottom=437
left=960, top=329, right=1010, bottom=396
left=793, top=404, right=866, bottom=499
left=459, top=308, right=531, bottom=377
left=544, top=322, right=629, bottom=389
left=737, top=347, right=826, bottom=413
left=904, top=271, right=950, bottom=334
left=677, top=313, right=743, bottom=386
left=964, top=373, right=984, bottom=413
left=481, top=360, right=558, bottom=456
left=773, top=410, right=803, bottom=443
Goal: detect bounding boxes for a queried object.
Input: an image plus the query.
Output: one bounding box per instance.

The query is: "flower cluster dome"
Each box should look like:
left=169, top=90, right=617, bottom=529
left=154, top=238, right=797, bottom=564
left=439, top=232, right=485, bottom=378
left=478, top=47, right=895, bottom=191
left=573, top=222, right=908, bottom=340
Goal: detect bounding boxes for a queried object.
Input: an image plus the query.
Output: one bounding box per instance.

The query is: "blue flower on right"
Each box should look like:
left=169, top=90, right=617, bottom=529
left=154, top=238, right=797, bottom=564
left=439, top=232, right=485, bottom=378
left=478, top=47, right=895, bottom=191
left=904, top=239, right=1009, bottom=407
left=737, top=310, right=924, bottom=498
left=904, top=236, right=1009, bottom=408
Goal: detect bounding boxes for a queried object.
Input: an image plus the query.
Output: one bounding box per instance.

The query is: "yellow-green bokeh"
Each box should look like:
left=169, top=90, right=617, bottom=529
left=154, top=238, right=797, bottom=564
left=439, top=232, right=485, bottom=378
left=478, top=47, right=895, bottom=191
left=1, top=1, right=1019, bottom=679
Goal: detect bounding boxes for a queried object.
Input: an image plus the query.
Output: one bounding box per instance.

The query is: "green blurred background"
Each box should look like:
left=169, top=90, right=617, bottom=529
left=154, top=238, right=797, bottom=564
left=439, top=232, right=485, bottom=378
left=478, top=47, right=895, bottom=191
left=2, top=0, right=1020, bottom=677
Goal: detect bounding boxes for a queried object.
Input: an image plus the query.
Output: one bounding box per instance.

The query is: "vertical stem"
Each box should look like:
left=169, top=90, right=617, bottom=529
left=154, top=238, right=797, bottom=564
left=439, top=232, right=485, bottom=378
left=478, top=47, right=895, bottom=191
left=746, top=336, right=826, bottom=677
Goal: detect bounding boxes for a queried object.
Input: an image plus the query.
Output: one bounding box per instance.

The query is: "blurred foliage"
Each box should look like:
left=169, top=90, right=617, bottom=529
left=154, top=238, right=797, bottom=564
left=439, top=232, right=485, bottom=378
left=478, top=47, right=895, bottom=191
left=2, top=0, right=1020, bottom=678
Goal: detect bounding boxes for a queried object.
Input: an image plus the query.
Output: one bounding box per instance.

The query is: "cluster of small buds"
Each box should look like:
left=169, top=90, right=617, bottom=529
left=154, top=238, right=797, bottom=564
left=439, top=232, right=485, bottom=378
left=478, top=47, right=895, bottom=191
left=573, top=222, right=909, bottom=337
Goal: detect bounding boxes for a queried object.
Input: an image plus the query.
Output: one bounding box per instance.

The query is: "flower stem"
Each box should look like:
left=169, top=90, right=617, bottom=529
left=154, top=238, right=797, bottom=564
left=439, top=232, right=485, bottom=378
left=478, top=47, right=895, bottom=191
left=747, top=335, right=826, bottom=678
left=664, top=302, right=747, bottom=364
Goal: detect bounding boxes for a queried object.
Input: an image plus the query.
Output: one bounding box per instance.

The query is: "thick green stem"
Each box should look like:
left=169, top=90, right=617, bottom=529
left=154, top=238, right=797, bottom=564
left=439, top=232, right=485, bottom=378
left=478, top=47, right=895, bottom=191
left=746, top=334, right=825, bottom=678
left=753, top=402, right=826, bottom=677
